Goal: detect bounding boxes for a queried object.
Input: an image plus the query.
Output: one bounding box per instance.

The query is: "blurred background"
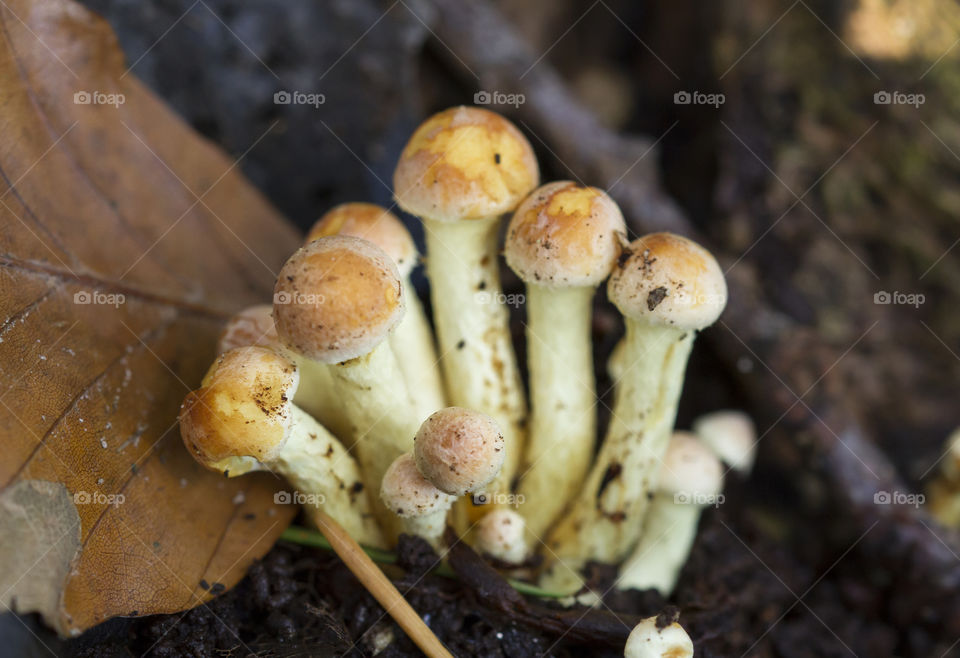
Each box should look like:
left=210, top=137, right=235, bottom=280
left=6, top=0, right=960, bottom=654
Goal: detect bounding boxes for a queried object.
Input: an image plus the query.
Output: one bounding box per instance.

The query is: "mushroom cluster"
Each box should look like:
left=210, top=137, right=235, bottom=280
left=178, top=105, right=750, bottom=655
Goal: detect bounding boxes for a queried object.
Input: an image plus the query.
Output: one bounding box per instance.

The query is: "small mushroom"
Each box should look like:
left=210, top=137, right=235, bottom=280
left=505, top=181, right=626, bottom=538
left=617, top=432, right=724, bottom=595
left=623, top=615, right=694, bottom=658
left=474, top=509, right=528, bottom=565
left=542, top=233, right=727, bottom=592
left=179, top=346, right=384, bottom=547
left=692, top=410, right=757, bottom=476
left=272, top=235, right=419, bottom=539
left=414, top=407, right=505, bottom=496
left=380, top=453, right=457, bottom=547
left=216, top=304, right=351, bottom=441
left=394, top=106, right=539, bottom=518
left=307, top=203, right=446, bottom=422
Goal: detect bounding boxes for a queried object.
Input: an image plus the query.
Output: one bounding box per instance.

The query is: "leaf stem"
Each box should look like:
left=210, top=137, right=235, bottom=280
left=279, top=526, right=565, bottom=599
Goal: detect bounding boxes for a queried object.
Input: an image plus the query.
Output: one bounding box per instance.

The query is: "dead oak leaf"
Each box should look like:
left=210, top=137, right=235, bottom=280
left=0, top=0, right=303, bottom=636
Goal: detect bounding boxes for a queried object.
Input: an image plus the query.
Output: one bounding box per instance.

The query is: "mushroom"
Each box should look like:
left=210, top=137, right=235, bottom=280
left=393, top=106, right=539, bottom=515
left=542, top=233, right=727, bottom=592
left=272, top=235, right=419, bottom=538
left=623, top=615, right=694, bottom=658
left=927, top=427, right=960, bottom=527
left=617, top=432, right=724, bottom=595
left=380, top=453, right=457, bottom=547
left=692, top=409, right=758, bottom=476
left=306, top=202, right=446, bottom=422
left=414, top=406, right=505, bottom=496
left=474, top=509, right=528, bottom=565
left=179, top=345, right=384, bottom=548
left=505, top=181, right=626, bottom=537
left=216, top=304, right=351, bottom=441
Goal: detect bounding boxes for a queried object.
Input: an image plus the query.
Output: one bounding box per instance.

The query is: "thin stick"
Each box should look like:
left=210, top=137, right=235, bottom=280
left=309, top=510, right=453, bottom=658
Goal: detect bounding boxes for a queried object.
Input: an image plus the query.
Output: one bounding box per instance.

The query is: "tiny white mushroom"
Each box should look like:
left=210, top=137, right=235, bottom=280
left=506, top=181, right=626, bottom=538
left=617, top=432, right=724, bottom=595
left=543, top=233, right=727, bottom=593
left=394, top=106, right=539, bottom=521
left=306, top=203, right=446, bottom=423
left=474, top=509, right=528, bottom=565
left=623, top=615, right=694, bottom=658
left=179, top=346, right=384, bottom=547
left=272, top=235, right=420, bottom=540
left=381, top=453, right=457, bottom=547
left=692, top=410, right=757, bottom=476
left=216, top=304, right=351, bottom=441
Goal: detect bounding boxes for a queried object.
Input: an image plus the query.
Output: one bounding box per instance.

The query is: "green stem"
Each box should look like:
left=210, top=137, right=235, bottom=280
left=279, top=526, right=565, bottom=599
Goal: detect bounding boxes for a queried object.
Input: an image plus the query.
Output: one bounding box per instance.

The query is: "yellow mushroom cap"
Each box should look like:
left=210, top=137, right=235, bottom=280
left=273, top=235, right=405, bottom=364
left=608, top=232, right=727, bottom=331
left=306, top=203, right=418, bottom=279
left=692, top=410, right=757, bottom=475
left=505, top=181, right=626, bottom=288
left=393, top=106, right=540, bottom=222
left=381, top=453, right=457, bottom=518
left=179, top=346, right=299, bottom=475
left=217, top=304, right=281, bottom=354
left=414, top=407, right=505, bottom=496
left=657, top=432, right=724, bottom=500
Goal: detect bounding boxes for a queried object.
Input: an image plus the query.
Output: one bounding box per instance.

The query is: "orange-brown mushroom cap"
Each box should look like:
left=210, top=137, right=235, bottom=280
left=217, top=304, right=280, bottom=354
left=505, top=181, right=626, bottom=287
left=273, top=235, right=405, bottom=364
left=414, top=407, right=505, bottom=496
left=393, top=106, right=540, bottom=222
left=608, top=233, right=727, bottom=331
left=306, top=203, right=418, bottom=279
left=179, top=346, right=299, bottom=475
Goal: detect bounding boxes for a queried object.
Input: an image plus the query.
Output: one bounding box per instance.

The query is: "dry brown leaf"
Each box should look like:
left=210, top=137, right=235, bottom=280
left=0, top=0, right=303, bottom=636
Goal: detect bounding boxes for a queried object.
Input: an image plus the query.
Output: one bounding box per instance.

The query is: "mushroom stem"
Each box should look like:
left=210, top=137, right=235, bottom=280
left=272, top=406, right=385, bottom=547
left=541, top=234, right=726, bottom=592
left=617, top=499, right=701, bottom=595
left=423, top=218, right=526, bottom=511
left=393, top=283, right=446, bottom=422
left=543, top=324, right=693, bottom=591
left=516, top=283, right=596, bottom=536
left=616, top=432, right=724, bottom=596
left=333, top=341, right=422, bottom=537
left=309, top=509, right=454, bottom=658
